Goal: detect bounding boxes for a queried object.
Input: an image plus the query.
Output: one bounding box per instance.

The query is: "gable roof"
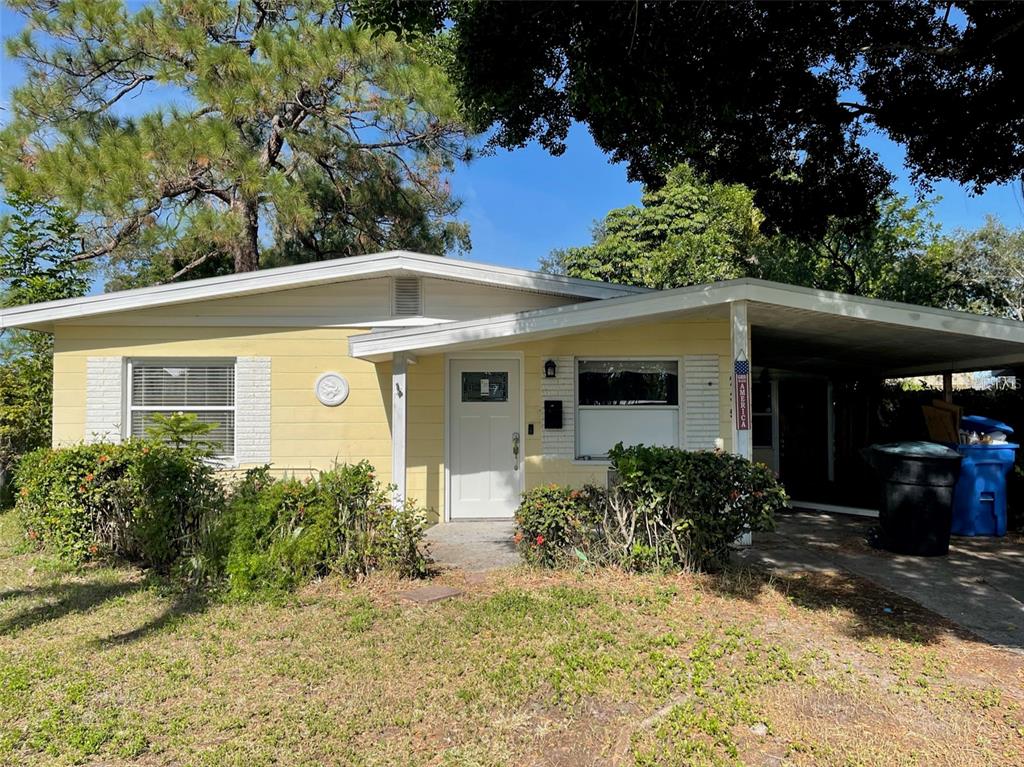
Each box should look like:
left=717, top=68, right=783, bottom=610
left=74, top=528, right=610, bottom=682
left=348, top=277, right=1024, bottom=376
left=0, top=250, right=648, bottom=331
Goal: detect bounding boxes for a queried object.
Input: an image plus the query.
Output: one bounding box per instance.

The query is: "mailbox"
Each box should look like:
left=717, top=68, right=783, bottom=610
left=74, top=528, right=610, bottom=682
left=544, top=400, right=563, bottom=430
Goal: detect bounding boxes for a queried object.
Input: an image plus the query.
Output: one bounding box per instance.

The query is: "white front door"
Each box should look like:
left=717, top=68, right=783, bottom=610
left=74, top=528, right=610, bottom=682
left=449, top=358, right=522, bottom=519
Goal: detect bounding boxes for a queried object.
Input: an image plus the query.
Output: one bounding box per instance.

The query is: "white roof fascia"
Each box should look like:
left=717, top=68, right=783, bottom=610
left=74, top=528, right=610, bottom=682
left=348, top=278, right=1024, bottom=361
left=0, top=250, right=647, bottom=330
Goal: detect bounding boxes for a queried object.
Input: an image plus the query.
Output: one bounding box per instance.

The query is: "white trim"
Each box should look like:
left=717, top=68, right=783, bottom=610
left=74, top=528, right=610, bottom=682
left=236, top=356, right=272, bottom=465
left=731, top=301, right=751, bottom=462
left=85, top=356, right=124, bottom=444
left=443, top=351, right=526, bottom=523
left=392, top=352, right=409, bottom=505
left=349, top=278, right=1024, bottom=372
left=789, top=500, right=879, bottom=519
left=0, top=251, right=647, bottom=330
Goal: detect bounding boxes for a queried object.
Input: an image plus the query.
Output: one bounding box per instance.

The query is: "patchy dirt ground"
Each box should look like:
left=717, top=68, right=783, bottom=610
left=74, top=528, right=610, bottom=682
left=1, top=511, right=1021, bottom=767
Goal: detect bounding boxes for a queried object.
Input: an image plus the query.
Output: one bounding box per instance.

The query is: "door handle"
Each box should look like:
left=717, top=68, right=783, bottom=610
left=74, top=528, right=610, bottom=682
left=512, top=431, right=520, bottom=471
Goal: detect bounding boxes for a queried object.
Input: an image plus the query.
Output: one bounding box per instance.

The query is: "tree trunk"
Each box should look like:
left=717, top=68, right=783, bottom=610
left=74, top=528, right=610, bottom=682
left=232, top=196, right=260, bottom=273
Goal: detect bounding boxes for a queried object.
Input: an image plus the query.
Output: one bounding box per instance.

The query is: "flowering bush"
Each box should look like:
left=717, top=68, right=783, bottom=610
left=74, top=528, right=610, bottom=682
left=513, top=484, right=603, bottom=567
left=514, top=446, right=787, bottom=573
left=15, top=440, right=223, bottom=568
left=604, top=444, right=785, bottom=572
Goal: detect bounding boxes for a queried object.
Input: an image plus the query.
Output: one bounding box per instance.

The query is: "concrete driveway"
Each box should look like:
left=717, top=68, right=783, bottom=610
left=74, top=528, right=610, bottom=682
left=741, top=511, right=1024, bottom=652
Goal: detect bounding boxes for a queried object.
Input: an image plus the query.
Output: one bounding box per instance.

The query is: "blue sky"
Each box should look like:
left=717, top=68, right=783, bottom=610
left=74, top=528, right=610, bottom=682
left=2, top=5, right=1022, bottom=273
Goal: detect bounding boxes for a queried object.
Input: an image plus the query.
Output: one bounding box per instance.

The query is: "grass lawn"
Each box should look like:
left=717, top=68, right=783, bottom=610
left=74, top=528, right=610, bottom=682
left=1, top=510, right=1022, bottom=767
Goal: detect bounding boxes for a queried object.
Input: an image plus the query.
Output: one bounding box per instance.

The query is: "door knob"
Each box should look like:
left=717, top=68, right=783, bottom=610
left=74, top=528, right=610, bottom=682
left=512, top=431, right=520, bottom=471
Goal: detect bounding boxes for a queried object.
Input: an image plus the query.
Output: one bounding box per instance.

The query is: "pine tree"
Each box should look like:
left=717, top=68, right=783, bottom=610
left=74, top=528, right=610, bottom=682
left=0, top=192, right=89, bottom=492
left=1, top=0, right=471, bottom=279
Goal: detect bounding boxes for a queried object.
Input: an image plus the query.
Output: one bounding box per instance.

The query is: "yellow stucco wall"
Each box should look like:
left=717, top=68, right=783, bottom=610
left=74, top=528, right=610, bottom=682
left=51, top=316, right=731, bottom=522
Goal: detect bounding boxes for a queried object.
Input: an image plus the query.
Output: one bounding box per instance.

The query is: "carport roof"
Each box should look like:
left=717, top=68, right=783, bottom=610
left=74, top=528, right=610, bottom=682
left=349, top=278, right=1024, bottom=377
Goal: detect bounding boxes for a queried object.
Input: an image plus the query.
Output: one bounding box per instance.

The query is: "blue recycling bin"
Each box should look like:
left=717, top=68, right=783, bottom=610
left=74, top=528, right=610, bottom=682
left=951, top=413, right=1017, bottom=537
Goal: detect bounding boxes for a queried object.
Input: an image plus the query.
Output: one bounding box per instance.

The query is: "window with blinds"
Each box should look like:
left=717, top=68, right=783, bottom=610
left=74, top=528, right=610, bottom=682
left=128, top=360, right=236, bottom=458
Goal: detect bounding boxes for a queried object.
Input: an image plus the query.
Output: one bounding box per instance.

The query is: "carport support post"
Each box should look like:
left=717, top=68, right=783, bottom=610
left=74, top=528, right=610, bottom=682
left=731, top=301, right=753, bottom=546
left=943, top=371, right=953, bottom=403
left=730, top=300, right=752, bottom=462
left=392, top=352, right=408, bottom=506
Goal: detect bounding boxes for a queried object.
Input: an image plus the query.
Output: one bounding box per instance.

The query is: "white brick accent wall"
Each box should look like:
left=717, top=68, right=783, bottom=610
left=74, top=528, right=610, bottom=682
left=683, top=355, right=720, bottom=450
left=541, top=355, right=575, bottom=457
left=235, top=356, right=272, bottom=465
left=85, top=356, right=123, bottom=443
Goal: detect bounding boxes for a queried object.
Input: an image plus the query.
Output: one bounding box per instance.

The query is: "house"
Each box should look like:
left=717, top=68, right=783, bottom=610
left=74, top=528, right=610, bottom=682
left=5, top=250, right=1024, bottom=522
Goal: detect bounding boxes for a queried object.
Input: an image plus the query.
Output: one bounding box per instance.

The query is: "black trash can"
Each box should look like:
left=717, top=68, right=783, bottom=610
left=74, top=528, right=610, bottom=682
left=863, top=442, right=963, bottom=556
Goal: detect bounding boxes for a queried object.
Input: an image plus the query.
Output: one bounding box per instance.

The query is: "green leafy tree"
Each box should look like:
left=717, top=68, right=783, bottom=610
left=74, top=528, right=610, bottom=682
left=542, top=165, right=763, bottom=288
left=547, top=165, right=959, bottom=310
left=2, top=0, right=472, bottom=282
left=757, top=196, right=961, bottom=308
left=362, top=1, right=1024, bottom=238
left=0, top=192, right=89, bottom=497
left=935, top=218, right=1024, bottom=320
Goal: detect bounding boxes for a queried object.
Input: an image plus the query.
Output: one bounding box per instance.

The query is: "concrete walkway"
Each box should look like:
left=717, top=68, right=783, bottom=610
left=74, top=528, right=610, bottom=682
left=741, top=511, right=1024, bottom=652
left=424, top=520, right=519, bottom=572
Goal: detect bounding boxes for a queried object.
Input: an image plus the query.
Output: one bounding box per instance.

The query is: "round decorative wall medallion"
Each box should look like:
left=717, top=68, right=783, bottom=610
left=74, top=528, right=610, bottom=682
left=315, top=372, right=349, bottom=407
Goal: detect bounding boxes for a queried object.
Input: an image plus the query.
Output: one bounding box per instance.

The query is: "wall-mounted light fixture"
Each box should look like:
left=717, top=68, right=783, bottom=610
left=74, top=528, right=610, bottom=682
left=544, top=359, right=557, bottom=378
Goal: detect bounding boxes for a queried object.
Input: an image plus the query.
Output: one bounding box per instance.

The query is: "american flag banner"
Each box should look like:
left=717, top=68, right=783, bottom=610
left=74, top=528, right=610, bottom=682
left=734, top=356, right=751, bottom=430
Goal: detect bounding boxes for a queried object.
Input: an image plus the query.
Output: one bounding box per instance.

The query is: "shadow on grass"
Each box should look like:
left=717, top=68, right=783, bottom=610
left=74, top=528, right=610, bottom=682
left=0, top=579, right=144, bottom=636
left=96, top=589, right=212, bottom=645
left=0, top=571, right=214, bottom=645
left=703, top=565, right=951, bottom=646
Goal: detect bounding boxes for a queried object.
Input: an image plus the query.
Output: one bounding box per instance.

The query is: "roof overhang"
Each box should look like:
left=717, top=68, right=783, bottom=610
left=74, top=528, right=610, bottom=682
left=0, top=251, right=648, bottom=332
left=349, top=278, right=1024, bottom=377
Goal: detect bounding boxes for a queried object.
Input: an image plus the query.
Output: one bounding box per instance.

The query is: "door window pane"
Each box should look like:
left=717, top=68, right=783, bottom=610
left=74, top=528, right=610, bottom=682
left=461, top=371, right=508, bottom=402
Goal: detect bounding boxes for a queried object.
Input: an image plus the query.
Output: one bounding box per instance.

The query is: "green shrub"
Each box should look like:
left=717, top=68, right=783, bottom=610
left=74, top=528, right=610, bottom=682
left=514, top=484, right=603, bottom=567
left=515, top=445, right=787, bottom=573
left=209, top=461, right=430, bottom=597
left=14, top=441, right=223, bottom=568
left=605, top=444, right=785, bottom=572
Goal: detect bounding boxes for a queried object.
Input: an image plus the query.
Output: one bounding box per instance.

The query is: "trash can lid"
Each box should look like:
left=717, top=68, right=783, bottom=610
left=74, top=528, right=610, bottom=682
left=871, top=441, right=961, bottom=459
left=962, top=414, right=1014, bottom=435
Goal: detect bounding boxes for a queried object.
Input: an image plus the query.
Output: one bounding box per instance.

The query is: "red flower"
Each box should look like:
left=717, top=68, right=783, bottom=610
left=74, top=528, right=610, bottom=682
left=84, top=473, right=95, bottom=482
left=98, top=454, right=109, bottom=463
left=19, top=487, right=28, bottom=497
left=27, top=530, right=37, bottom=540
left=513, top=532, right=523, bottom=544
left=536, top=535, right=545, bottom=546
left=141, top=447, right=150, bottom=455
left=88, top=544, right=99, bottom=556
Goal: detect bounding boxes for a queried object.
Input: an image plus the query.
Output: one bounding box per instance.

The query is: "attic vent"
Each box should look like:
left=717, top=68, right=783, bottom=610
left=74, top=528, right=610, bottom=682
left=392, top=276, right=422, bottom=317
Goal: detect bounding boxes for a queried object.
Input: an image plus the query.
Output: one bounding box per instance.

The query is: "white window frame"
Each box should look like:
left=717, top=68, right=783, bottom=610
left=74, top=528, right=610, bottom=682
left=125, top=357, right=238, bottom=462
left=574, top=356, right=683, bottom=460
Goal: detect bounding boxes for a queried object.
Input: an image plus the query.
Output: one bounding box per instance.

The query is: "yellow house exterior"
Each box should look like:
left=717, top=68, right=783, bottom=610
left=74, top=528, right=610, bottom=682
left=9, top=252, right=734, bottom=522
left=49, top=318, right=732, bottom=521
left=9, top=249, right=1024, bottom=520
left=8, top=251, right=1024, bottom=523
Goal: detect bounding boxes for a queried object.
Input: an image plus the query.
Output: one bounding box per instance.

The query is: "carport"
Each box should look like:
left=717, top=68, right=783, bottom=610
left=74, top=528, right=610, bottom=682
left=350, top=277, right=1024, bottom=517
left=739, top=283, right=1024, bottom=512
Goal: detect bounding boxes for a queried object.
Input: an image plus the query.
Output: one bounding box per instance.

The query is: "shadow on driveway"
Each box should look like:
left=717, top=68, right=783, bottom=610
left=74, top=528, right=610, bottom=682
left=740, top=511, right=1024, bottom=652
